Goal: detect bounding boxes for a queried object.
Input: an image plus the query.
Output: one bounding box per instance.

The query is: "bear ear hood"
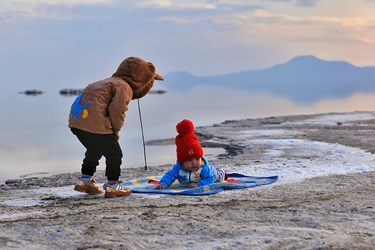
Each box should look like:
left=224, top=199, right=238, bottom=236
left=112, top=57, right=163, bottom=99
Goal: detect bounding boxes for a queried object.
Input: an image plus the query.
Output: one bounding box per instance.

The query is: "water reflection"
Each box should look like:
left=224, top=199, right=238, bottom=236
left=19, top=89, right=44, bottom=96
left=1, top=85, right=375, bottom=183
left=59, top=88, right=82, bottom=96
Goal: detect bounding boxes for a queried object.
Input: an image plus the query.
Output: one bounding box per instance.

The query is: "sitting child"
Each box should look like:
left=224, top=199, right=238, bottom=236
left=156, top=119, right=227, bottom=189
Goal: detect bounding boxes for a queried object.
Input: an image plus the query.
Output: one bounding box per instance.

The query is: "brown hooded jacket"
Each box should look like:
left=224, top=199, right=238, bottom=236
left=68, top=57, right=163, bottom=135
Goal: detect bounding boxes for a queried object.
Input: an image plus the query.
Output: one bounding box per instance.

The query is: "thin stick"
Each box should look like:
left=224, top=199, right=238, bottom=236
left=137, top=99, right=148, bottom=170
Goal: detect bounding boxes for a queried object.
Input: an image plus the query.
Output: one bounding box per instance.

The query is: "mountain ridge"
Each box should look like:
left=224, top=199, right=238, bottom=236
left=163, top=55, right=375, bottom=103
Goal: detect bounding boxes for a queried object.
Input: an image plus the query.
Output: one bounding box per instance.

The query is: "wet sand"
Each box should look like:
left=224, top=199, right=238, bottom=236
left=0, top=112, right=374, bottom=249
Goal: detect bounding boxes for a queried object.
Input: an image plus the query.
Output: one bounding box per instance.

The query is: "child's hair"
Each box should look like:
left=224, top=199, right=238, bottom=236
left=175, top=119, right=204, bottom=164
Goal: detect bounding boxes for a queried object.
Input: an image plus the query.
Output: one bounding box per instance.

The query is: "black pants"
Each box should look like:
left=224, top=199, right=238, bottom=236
left=71, top=128, right=123, bottom=181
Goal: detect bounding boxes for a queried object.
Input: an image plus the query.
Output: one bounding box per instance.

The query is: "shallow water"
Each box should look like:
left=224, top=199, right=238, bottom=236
left=1, top=83, right=375, bottom=183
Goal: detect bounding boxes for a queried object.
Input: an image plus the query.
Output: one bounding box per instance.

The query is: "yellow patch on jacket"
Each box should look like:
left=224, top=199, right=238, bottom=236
left=82, top=109, right=89, bottom=119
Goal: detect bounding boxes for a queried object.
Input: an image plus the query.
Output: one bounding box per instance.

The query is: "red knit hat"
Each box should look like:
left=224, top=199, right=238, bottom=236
left=175, top=119, right=204, bottom=164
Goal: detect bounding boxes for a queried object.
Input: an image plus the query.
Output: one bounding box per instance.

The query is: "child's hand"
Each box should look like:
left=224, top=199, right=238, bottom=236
left=156, top=184, right=167, bottom=190
left=188, top=183, right=198, bottom=188
left=114, top=131, right=120, bottom=140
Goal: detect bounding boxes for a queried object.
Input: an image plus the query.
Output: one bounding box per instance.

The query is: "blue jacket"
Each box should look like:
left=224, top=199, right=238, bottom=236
left=159, top=158, right=215, bottom=187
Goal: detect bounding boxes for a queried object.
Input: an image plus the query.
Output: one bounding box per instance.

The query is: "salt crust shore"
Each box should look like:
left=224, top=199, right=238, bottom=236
left=0, top=112, right=374, bottom=249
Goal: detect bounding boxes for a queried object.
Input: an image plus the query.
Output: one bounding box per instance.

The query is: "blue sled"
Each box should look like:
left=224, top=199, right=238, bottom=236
left=123, top=173, right=278, bottom=196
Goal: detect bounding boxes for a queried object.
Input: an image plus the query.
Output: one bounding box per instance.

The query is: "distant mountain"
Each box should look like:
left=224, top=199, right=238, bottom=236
left=163, top=55, right=375, bottom=103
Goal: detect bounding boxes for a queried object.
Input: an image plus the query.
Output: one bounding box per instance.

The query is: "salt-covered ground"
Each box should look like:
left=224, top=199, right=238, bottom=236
left=235, top=132, right=374, bottom=181
left=199, top=111, right=375, bottom=181
left=0, top=112, right=374, bottom=249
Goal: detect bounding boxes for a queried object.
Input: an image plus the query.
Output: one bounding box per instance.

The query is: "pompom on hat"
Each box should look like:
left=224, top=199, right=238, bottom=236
left=175, top=119, right=204, bottom=164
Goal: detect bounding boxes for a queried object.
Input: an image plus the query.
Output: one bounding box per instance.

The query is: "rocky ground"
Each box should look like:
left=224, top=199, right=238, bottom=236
left=0, top=112, right=374, bottom=249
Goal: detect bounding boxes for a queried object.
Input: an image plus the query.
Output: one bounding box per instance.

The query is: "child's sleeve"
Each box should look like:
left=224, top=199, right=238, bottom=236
left=197, top=165, right=215, bottom=187
left=108, top=83, right=133, bottom=133
left=159, top=164, right=180, bottom=187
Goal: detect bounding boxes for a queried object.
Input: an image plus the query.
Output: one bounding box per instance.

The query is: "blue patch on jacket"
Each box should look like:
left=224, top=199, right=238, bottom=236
left=71, top=93, right=88, bottom=119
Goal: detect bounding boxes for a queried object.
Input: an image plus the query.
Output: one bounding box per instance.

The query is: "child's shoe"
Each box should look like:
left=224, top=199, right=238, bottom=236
left=74, top=176, right=104, bottom=195
left=103, top=181, right=132, bottom=198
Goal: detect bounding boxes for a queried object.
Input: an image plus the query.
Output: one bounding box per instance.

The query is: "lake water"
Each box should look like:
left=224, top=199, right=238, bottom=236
left=1, top=83, right=375, bottom=184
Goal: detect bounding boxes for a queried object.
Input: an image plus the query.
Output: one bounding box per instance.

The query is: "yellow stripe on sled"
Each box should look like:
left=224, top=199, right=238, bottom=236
left=132, top=180, right=141, bottom=186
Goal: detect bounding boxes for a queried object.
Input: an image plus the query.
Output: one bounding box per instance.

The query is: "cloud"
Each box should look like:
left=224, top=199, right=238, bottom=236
left=5, top=0, right=111, bottom=7
left=295, top=0, right=319, bottom=6
left=0, top=0, right=111, bottom=21
left=266, top=0, right=319, bottom=7
left=136, top=0, right=216, bottom=10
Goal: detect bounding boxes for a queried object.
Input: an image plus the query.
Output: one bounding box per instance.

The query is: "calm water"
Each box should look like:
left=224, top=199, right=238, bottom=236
left=1, top=84, right=375, bottom=184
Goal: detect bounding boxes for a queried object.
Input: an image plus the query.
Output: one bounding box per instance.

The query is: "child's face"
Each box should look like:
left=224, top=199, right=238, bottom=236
left=182, top=157, right=203, bottom=172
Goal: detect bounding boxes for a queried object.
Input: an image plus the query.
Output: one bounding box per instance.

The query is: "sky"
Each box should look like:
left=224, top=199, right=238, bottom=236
left=0, top=0, right=374, bottom=88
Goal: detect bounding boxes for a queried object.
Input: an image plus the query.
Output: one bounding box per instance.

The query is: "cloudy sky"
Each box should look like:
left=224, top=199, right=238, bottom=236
left=0, top=0, right=374, bottom=87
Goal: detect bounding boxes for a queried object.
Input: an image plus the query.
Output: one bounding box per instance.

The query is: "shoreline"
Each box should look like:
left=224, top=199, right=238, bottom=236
left=1, top=111, right=375, bottom=249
